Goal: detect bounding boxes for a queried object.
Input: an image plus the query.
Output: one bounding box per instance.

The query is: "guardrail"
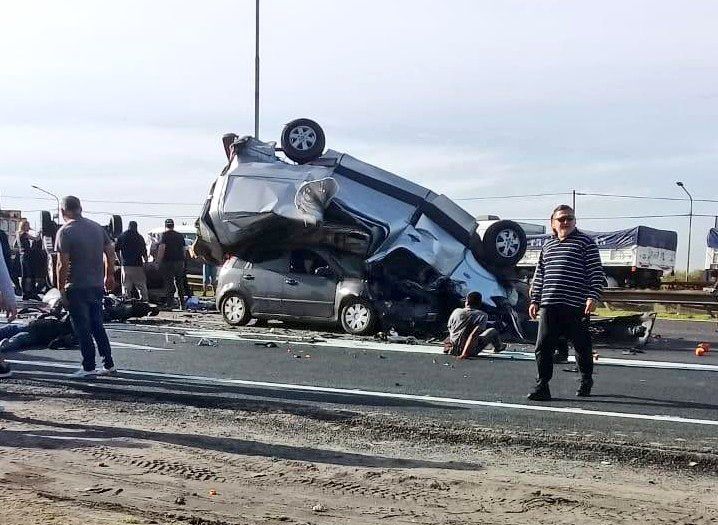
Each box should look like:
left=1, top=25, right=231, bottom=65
left=602, top=289, right=718, bottom=313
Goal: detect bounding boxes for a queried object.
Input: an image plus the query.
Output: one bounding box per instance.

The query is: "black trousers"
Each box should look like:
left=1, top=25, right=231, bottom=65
left=534, top=305, right=593, bottom=387
left=161, top=261, right=189, bottom=307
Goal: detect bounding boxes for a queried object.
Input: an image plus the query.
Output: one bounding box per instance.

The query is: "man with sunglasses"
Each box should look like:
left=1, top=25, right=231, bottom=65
left=527, top=204, right=604, bottom=401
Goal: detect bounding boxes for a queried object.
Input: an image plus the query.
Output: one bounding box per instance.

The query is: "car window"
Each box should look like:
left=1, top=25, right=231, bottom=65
left=289, top=249, right=330, bottom=275
left=249, top=250, right=288, bottom=272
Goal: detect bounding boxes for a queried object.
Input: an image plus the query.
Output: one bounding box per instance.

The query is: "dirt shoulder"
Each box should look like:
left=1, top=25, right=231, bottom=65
left=1, top=380, right=716, bottom=525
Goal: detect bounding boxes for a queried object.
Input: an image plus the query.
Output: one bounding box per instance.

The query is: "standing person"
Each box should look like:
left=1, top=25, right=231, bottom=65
left=15, top=219, right=39, bottom=300
left=55, top=196, right=117, bottom=378
left=527, top=205, right=605, bottom=401
left=0, top=242, right=18, bottom=379
left=201, top=263, right=216, bottom=296
left=157, top=219, right=189, bottom=310
left=0, top=228, right=19, bottom=295
left=443, top=291, right=507, bottom=358
left=115, top=221, right=149, bottom=300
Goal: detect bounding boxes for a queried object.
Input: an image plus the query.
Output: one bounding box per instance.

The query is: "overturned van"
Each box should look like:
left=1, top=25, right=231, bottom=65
left=198, top=119, right=529, bottom=336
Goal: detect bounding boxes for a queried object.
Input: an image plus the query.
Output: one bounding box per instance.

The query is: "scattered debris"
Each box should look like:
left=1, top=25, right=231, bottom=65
left=312, top=504, right=327, bottom=513
left=197, top=338, right=218, bottom=347
left=255, top=341, right=278, bottom=348
left=209, top=489, right=218, bottom=496
left=174, top=496, right=186, bottom=505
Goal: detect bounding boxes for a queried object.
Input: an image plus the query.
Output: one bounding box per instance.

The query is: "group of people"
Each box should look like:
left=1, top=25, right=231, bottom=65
left=0, top=200, right=216, bottom=379
left=0, top=219, right=49, bottom=300
left=1, top=201, right=603, bottom=401
left=443, top=204, right=604, bottom=401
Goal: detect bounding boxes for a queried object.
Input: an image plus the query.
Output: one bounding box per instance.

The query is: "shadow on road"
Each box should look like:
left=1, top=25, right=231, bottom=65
left=0, top=410, right=481, bottom=471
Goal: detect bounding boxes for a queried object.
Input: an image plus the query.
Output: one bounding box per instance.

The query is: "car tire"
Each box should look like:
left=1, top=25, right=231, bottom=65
left=340, top=298, right=377, bottom=336
left=281, top=118, right=326, bottom=164
left=221, top=292, right=251, bottom=326
left=481, top=220, right=527, bottom=267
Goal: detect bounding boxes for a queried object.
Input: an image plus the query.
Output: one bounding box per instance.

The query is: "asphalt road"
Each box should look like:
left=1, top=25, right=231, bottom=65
left=4, top=317, right=718, bottom=447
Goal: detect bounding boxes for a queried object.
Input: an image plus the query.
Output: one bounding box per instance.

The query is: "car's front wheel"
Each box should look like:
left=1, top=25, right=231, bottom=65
left=340, top=298, right=376, bottom=335
left=221, top=293, right=251, bottom=326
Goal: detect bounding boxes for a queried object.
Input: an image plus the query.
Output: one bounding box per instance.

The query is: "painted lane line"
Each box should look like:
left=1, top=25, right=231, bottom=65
left=111, top=342, right=173, bottom=352
left=106, top=327, right=718, bottom=373
left=9, top=359, right=718, bottom=427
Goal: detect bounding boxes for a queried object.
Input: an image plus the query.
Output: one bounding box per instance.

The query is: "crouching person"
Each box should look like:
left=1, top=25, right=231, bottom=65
left=443, top=291, right=507, bottom=358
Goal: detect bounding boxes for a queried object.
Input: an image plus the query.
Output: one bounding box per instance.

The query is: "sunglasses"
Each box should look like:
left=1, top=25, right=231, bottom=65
left=554, top=216, right=575, bottom=223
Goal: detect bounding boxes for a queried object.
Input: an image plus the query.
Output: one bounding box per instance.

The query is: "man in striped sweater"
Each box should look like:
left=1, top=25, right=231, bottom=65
left=528, top=205, right=605, bottom=401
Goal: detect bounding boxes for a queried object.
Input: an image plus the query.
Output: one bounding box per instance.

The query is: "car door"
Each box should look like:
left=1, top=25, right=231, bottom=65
left=242, top=250, right=289, bottom=315
left=283, top=249, right=338, bottom=318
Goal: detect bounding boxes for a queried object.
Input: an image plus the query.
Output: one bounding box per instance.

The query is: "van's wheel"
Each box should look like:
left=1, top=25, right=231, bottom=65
left=482, top=220, right=527, bottom=267
left=281, top=118, right=325, bottom=164
left=221, top=293, right=251, bottom=326
left=340, top=298, right=376, bottom=335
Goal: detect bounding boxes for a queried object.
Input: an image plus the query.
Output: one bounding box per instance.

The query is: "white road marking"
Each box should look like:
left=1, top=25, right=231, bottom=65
left=8, top=359, right=718, bottom=427
left=111, top=342, right=173, bottom=351
left=106, top=326, right=718, bottom=373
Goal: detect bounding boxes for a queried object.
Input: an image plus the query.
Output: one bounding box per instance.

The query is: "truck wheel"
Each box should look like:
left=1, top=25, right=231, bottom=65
left=281, top=118, right=325, bottom=164
left=221, top=293, right=251, bottom=326
left=340, top=298, right=376, bottom=335
left=481, top=220, right=527, bottom=267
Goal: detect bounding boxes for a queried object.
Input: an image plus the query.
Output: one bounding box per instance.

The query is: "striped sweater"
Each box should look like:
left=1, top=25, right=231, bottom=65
left=530, top=229, right=605, bottom=308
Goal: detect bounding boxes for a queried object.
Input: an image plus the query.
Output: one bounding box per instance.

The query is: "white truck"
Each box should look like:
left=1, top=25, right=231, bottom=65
left=705, top=228, right=718, bottom=284
left=517, top=226, right=677, bottom=289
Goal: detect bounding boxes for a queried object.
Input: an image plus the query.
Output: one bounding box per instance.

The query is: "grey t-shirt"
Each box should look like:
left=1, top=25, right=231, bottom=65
left=447, top=307, right=488, bottom=346
left=55, top=217, right=111, bottom=289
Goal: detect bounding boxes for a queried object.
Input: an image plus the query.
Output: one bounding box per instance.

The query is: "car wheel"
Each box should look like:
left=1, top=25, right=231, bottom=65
left=221, top=293, right=251, bottom=326
left=281, top=118, right=326, bottom=164
left=482, top=220, right=527, bottom=267
left=340, top=298, right=376, bottom=336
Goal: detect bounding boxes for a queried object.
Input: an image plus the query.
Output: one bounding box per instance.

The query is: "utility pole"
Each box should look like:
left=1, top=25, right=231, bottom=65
left=676, top=181, right=693, bottom=282
left=254, top=0, right=260, bottom=139
left=572, top=189, right=576, bottom=211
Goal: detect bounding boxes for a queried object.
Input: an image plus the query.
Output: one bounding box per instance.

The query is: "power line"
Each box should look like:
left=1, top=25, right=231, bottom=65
left=1, top=194, right=200, bottom=206
left=454, top=192, right=571, bottom=201
left=576, top=191, right=718, bottom=203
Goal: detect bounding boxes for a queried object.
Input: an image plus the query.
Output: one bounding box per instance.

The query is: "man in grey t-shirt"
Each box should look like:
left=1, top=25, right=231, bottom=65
left=443, top=291, right=507, bottom=358
left=55, top=196, right=117, bottom=378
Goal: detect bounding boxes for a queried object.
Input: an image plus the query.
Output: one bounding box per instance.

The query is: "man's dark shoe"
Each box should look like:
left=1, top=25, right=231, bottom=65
left=527, top=387, right=551, bottom=401
left=553, top=353, right=569, bottom=364
left=576, top=379, right=593, bottom=397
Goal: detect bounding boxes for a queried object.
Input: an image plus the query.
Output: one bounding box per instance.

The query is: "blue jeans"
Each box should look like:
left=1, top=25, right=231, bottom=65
left=66, top=287, right=114, bottom=372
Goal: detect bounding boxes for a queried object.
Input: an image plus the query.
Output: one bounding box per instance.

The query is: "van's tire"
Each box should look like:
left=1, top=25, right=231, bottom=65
left=340, top=298, right=377, bottom=335
left=281, top=118, right=325, bottom=164
left=221, top=292, right=251, bottom=326
left=482, top=220, right=527, bottom=267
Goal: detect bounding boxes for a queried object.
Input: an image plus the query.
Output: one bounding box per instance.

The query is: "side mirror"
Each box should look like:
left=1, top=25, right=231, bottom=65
left=314, top=266, right=335, bottom=279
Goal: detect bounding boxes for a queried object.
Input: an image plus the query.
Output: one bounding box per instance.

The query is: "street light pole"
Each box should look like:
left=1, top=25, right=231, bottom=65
left=31, top=185, right=61, bottom=222
left=254, top=0, right=260, bottom=139
left=676, top=181, right=693, bottom=282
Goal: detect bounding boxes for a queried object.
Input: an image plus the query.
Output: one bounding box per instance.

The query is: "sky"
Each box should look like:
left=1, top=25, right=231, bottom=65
left=1, top=0, right=716, bottom=269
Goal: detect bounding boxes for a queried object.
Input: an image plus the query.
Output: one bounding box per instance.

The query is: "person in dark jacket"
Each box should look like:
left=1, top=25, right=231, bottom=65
left=527, top=204, right=605, bottom=401
left=0, top=312, right=76, bottom=352
left=157, top=219, right=189, bottom=309
left=115, top=221, right=148, bottom=300
left=15, top=219, right=40, bottom=299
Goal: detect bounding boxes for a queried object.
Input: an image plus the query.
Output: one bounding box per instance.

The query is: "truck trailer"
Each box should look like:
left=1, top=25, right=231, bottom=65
left=517, top=226, right=677, bottom=289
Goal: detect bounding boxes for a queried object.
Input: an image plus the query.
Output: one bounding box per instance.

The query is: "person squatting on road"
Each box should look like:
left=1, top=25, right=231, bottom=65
left=157, top=218, right=189, bottom=310
left=0, top=242, right=18, bottom=379
left=528, top=204, right=605, bottom=401
left=444, top=291, right=508, bottom=359
left=55, top=196, right=118, bottom=378
left=115, top=220, right=149, bottom=301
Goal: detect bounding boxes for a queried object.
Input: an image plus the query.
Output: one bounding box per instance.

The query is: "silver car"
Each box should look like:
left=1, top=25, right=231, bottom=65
left=216, top=246, right=379, bottom=335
